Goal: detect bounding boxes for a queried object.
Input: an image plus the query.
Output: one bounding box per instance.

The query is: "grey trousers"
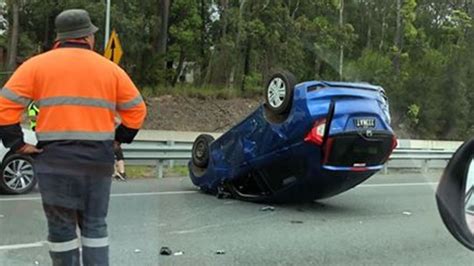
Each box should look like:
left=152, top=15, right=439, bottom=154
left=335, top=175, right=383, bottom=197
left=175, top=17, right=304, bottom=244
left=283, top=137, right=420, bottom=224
left=36, top=158, right=113, bottom=266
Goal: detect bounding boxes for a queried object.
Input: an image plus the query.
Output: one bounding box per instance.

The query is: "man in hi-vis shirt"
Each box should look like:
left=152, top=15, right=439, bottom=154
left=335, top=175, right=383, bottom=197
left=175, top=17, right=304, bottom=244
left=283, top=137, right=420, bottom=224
left=0, top=9, right=146, bottom=266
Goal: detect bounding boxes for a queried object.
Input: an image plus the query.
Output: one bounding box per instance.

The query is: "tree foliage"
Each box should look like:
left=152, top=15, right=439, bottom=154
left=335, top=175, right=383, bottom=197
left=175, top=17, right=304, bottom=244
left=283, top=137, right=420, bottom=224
left=1, top=0, right=473, bottom=140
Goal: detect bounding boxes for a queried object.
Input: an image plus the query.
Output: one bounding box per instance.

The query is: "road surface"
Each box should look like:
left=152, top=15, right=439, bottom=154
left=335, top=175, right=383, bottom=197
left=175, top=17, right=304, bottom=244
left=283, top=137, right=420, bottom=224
left=1, top=173, right=473, bottom=265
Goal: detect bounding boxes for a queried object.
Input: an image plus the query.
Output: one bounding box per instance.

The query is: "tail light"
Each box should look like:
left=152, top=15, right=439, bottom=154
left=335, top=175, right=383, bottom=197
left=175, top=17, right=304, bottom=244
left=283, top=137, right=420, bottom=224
left=304, top=119, right=326, bottom=146
left=391, top=135, right=398, bottom=151
left=382, top=135, right=398, bottom=162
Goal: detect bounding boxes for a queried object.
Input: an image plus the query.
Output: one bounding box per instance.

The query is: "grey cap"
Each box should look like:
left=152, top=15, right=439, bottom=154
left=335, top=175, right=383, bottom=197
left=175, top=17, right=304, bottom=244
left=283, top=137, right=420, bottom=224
left=55, top=9, right=98, bottom=40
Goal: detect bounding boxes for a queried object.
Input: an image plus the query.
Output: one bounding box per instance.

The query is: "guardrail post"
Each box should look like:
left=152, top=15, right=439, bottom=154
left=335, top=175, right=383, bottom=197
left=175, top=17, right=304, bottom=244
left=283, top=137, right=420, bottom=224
left=422, top=159, right=428, bottom=174
left=156, top=160, right=164, bottom=178
left=167, top=140, right=175, bottom=169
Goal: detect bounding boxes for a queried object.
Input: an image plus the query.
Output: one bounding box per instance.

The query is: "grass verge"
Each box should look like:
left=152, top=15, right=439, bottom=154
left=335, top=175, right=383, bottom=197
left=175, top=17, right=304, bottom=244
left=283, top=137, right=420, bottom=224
left=125, top=165, right=189, bottom=179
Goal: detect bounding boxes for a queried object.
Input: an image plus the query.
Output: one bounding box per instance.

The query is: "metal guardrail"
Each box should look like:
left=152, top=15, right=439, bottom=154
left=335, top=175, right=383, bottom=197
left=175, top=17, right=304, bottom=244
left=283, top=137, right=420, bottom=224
left=122, top=140, right=456, bottom=178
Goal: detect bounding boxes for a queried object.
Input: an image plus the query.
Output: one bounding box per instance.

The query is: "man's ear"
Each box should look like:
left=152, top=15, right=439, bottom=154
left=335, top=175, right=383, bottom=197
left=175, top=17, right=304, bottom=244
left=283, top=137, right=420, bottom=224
left=85, top=35, right=95, bottom=49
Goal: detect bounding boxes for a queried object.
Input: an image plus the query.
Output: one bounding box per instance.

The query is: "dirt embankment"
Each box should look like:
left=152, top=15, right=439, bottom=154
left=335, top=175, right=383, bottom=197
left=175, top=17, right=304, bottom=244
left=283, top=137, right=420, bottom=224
left=143, top=95, right=262, bottom=132
left=143, top=95, right=407, bottom=138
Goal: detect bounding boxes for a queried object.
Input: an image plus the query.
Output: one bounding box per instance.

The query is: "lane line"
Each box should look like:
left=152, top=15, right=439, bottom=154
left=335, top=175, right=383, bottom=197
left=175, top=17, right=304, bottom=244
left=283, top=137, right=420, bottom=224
left=110, top=191, right=198, bottom=197
left=359, top=182, right=438, bottom=188
left=0, top=241, right=46, bottom=251
left=0, top=182, right=437, bottom=202
left=0, top=190, right=198, bottom=202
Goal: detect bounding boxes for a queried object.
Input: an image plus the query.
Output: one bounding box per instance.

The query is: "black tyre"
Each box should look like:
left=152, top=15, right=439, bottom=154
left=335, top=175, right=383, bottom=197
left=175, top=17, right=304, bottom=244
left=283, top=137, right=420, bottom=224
left=192, top=134, right=215, bottom=168
left=0, top=154, right=36, bottom=194
left=264, top=70, right=297, bottom=115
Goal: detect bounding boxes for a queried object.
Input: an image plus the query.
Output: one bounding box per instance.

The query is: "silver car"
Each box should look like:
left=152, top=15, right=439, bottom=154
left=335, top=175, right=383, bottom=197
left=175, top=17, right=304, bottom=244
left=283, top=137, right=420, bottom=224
left=0, top=128, right=37, bottom=194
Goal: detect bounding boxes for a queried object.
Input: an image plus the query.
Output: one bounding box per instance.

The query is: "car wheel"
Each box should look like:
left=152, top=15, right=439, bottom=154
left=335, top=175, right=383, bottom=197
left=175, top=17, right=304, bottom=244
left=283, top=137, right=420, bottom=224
left=265, top=70, right=297, bottom=115
left=192, top=134, right=215, bottom=168
left=0, top=154, right=36, bottom=194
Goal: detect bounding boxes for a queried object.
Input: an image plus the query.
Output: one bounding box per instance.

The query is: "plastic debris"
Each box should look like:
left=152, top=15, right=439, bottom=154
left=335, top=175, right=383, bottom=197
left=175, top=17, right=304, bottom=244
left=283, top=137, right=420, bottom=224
left=134, top=249, right=141, bottom=253
left=0, top=214, right=5, bottom=218
left=260, top=206, right=275, bottom=212
left=34, top=261, right=39, bottom=265
left=160, top=247, right=173, bottom=256
left=290, top=220, right=303, bottom=224
left=215, top=250, right=226, bottom=255
left=173, top=251, right=184, bottom=256
left=402, top=211, right=412, bottom=216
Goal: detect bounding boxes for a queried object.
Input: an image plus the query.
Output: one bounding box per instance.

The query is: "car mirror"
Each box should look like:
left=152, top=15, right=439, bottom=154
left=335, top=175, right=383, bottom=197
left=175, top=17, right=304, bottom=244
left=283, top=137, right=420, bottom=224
left=464, top=158, right=474, bottom=234
left=436, top=138, right=474, bottom=251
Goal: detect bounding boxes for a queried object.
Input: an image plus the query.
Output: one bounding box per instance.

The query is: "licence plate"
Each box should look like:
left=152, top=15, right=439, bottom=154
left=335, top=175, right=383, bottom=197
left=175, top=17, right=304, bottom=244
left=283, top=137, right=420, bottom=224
left=354, top=118, right=376, bottom=128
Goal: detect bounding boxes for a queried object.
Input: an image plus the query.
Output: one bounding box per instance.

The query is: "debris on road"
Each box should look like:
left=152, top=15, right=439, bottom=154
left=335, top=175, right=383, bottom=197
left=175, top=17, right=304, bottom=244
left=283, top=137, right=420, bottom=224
left=215, top=250, right=226, bottom=255
left=34, top=261, right=39, bottom=265
left=160, top=247, right=173, bottom=256
left=402, top=211, right=412, bottom=216
left=216, top=185, right=232, bottom=199
left=173, top=251, right=184, bottom=256
left=134, top=249, right=141, bottom=253
left=260, top=206, right=275, bottom=212
left=290, top=220, right=303, bottom=224
left=0, top=214, right=5, bottom=218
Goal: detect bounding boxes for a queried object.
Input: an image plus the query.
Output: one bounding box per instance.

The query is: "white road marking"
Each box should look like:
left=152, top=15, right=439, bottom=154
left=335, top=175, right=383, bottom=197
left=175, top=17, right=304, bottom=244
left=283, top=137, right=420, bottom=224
left=0, top=190, right=198, bottom=202
left=110, top=191, right=198, bottom=197
left=0, top=182, right=438, bottom=202
left=0, top=196, right=40, bottom=202
left=0, top=241, right=46, bottom=251
left=358, top=182, right=438, bottom=188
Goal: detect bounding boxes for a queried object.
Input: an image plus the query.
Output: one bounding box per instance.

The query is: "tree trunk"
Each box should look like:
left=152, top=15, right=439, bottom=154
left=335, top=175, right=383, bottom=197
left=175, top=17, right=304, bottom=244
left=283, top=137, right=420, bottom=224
left=393, top=0, right=403, bottom=76
left=157, top=0, right=170, bottom=56
left=199, top=0, right=207, bottom=84
left=366, top=2, right=372, bottom=49
left=314, top=58, right=322, bottom=79
left=338, top=0, right=344, bottom=80
left=6, top=0, right=20, bottom=71
left=220, top=0, right=229, bottom=39
left=228, top=0, right=246, bottom=87
left=240, top=40, right=251, bottom=92
left=379, top=6, right=386, bottom=50
left=172, top=48, right=185, bottom=87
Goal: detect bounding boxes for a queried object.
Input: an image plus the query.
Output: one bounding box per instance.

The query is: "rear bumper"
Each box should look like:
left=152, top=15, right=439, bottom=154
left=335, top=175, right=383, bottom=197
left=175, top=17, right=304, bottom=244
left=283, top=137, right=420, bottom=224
left=322, top=131, right=396, bottom=169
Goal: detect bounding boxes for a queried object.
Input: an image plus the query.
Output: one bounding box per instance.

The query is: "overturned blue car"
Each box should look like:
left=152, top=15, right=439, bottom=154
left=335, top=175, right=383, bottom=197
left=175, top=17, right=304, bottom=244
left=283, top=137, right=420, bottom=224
left=189, top=70, right=397, bottom=203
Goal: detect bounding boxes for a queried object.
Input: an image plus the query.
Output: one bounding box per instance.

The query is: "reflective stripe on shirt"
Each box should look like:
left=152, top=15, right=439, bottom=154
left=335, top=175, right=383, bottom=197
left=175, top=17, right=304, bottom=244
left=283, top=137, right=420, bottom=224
left=36, top=96, right=115, bottom=110
left=36, top=131, right=115, bottom=141
left=0, top=87, right=31, bottom=106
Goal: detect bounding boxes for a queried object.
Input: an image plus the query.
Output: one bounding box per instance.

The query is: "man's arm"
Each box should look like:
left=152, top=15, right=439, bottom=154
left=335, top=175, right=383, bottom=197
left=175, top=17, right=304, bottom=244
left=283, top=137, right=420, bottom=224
left=0, top=62, right=35, bottom=151
left=114, top=68, right=147, bottom=144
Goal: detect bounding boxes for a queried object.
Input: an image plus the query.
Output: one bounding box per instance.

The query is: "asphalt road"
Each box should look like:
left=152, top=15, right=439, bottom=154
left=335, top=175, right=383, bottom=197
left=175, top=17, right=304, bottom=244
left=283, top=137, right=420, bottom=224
left=1, top=172, right=474, bottom=266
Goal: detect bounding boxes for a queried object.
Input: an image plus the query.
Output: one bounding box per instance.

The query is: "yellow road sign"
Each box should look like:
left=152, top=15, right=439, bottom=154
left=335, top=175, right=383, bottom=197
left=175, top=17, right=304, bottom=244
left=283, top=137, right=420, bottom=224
left=104, top=30, right=123, bottom=64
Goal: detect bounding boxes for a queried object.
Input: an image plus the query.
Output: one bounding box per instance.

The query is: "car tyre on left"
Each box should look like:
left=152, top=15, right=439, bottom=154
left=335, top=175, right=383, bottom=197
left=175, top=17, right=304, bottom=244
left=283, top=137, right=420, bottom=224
left=0, top=153, right=37, bottom=194
left=192, top=134, right=215, bottom=168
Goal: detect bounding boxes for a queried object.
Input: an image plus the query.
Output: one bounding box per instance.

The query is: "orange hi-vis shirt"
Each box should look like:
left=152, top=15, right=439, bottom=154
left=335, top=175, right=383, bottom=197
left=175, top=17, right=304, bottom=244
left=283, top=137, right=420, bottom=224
left=0, top=47, right=146, bottom=142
